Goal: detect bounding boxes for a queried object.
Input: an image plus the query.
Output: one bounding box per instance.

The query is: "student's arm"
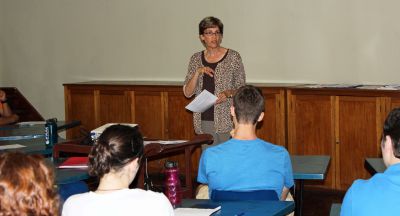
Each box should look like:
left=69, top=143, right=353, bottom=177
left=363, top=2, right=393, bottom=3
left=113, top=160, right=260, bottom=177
left=282, top=151, right=295, bottom=201
left=0, top=91, right=19, bottom=125
left=0, top=114, right=19, bottom=125
left=281, top=186, right=290, bottom=201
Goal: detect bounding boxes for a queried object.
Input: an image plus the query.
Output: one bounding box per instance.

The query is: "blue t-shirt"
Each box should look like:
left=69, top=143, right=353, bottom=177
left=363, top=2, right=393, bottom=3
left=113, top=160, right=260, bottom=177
left=197, top=138, right=294, bottom=198
left=341, top=163, right=400, bottom=216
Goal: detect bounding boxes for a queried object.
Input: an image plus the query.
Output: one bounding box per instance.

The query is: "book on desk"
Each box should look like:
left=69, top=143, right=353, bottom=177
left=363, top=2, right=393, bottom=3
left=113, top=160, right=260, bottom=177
left=58, top=157, right=88, bottom=169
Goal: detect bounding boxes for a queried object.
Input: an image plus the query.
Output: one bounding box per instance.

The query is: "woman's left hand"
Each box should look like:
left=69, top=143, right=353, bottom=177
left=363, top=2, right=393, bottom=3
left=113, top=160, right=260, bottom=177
left=215, top=91, right=231, bottom=104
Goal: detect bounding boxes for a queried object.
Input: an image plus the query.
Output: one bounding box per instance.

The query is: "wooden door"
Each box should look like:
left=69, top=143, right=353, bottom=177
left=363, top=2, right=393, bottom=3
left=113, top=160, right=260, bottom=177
left=287, top=91, right=336, bottom=189
left=256, top=89, right=286, bottom=147
left=336, top=96, right=382, bottom=190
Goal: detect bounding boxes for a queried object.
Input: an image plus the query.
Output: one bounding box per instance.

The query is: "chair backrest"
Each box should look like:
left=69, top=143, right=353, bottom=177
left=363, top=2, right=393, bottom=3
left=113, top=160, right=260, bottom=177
left=210, top=189, right=279, bottom=201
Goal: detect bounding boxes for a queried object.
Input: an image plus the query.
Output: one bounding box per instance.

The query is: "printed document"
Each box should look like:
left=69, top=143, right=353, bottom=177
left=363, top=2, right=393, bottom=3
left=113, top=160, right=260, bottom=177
left=0, top=144, right=26, bottom=150
left=185, top=90, right=218, bottom=113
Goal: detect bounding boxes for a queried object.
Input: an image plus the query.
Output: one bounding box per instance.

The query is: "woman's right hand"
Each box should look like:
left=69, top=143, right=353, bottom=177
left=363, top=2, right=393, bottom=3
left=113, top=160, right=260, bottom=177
left=197, top=67, right=214, bottom=77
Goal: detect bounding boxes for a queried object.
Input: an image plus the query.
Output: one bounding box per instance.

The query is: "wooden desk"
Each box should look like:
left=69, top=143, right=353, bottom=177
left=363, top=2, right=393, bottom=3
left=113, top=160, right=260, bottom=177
left=52, top=134, right=213, bottom=198
left=180, top=199, right=295, bottom=216
left=138, top=134, right=213, bottom=198
left=0, top=120, right=81, bottom=141
left=0, top=121, right=81, bottom=155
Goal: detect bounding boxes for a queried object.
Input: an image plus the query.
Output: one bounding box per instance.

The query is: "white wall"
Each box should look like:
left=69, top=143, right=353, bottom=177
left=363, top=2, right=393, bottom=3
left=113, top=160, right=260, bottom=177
left=2, top=0, right=400, bottom=120
left=0, top=0, right=4, bottom=85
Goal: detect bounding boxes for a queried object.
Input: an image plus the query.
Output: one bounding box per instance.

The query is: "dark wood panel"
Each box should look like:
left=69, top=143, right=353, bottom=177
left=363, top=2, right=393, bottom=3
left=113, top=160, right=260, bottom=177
left=166, top=91, right=195, bottom=140
left=133, top=91, right=164, bottom=139
left=66, top=88, right=95, bottom=138
left=98, top=90, right=132, bottom=125
left=337, top=96, right=381, bottom=190
left=287, top=93, right=335, bottom=188
left=256, top=90, right=285, bottom=146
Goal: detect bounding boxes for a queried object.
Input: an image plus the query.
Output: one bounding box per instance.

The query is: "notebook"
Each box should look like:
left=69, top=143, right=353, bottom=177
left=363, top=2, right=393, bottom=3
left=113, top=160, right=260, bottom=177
left=58, top=157, right=89, bottom=169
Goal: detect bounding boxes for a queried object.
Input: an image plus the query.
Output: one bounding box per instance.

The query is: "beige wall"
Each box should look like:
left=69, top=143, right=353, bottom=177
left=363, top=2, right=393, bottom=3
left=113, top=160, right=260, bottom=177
left=2, top=0, right=400, bottom=120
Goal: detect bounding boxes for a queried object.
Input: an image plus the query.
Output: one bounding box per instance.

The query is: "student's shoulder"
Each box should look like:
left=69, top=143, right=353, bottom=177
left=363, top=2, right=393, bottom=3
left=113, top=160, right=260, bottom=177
left=63, top=192, right=92, bottom=209
left=348, top=175, right=386, bottom=196
left=130, top=188, right=169, bottom=201
left=259, top=139, right=288, bottom=152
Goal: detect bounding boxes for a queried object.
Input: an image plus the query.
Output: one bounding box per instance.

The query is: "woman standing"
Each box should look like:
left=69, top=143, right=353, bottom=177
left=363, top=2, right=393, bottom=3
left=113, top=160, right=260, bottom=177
left=183, top=16, right=246, bottom=145
left=62, top=125, right=173, bottom=216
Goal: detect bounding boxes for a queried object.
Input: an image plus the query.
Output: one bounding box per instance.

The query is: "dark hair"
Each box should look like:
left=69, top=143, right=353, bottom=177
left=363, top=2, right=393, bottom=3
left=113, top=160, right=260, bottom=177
left=233, top=85, right=265, bottom=124
left=0, top=152, right=60, bottom=216
left=88, top=124, right=144, bottom=178
left=199, top=16, right=224, bottom=35
left=382, top=107, right=400, bottom=158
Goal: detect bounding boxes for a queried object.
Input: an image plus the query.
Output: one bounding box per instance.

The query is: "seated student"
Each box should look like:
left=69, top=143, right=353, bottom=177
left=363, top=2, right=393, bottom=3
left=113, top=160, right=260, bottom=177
left=62, top=124, right=173, bottom=216
left=0, top=90, right=19, bottom=125
left=341, top=107, right=400, bottom=215
left=0, top=152, right=60, bottom=216
left=197, top=85, right=294, bottom=200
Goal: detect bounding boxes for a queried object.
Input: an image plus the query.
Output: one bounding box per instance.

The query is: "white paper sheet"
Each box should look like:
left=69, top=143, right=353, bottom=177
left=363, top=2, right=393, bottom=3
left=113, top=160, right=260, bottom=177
left=0, top=144, right=26, bottom=150
left=185, top=90, right=218, bottom=113
left=174, top=207, right=220, bottom=216
left=144, top=140, right=187, bottom=145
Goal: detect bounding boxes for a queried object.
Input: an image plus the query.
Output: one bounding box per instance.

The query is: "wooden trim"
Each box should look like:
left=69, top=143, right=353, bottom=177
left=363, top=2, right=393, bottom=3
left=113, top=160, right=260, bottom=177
left=130, top=91, right=136, bottom=123
left=334, top=96, right=340, bottom=189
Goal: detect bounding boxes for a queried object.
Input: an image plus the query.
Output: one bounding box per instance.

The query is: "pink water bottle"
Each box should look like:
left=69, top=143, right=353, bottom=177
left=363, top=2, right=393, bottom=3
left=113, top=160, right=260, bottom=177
left=164, top=161, right=182, bottom=208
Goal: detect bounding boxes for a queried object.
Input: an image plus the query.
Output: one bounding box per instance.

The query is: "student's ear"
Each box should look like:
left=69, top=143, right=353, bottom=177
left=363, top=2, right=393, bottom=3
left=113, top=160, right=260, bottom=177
left=230, top=106, right=235, bottom=117
left=257, top=112, right=264, bottom=122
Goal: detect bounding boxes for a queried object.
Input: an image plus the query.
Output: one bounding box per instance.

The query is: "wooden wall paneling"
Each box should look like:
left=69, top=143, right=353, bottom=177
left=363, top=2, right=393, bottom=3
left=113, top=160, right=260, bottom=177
left=129, top=91, right=136, bottom=123
left=388, top=97, right=400, bottom=111
left=256, top=89, right=286, bottom=147
left=165, top=90, right=195, bottom=140
left=287, top=91, right=336, bottom=188
left=133, top=90, right=165, bottom=139
left=65, top=87, right=96, bottom=139
left=336, top=96, right=382, bottom=190
left=163, top=89, right=201, bottom=176
left=98, top=89, right=132, bottom=126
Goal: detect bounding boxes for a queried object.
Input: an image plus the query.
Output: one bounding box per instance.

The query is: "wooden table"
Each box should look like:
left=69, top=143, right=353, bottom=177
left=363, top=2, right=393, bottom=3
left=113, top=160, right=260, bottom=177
left=138, top=134, right=213, bottom=198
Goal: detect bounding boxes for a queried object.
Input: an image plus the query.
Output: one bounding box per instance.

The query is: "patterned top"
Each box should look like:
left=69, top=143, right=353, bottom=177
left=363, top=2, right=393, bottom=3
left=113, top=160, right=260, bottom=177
left=183, top=49, right=246, bottom=134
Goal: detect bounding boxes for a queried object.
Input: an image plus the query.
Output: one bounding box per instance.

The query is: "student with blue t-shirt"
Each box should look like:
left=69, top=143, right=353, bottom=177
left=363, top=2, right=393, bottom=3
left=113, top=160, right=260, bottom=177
left=341, top=107, right=400, bottom=215
left=197, top=85, right=294, bottom=200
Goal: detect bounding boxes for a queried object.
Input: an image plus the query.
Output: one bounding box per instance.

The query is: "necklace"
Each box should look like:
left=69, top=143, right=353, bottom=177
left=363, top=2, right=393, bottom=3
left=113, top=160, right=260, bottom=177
left=96, top=187, right=127, bottom=191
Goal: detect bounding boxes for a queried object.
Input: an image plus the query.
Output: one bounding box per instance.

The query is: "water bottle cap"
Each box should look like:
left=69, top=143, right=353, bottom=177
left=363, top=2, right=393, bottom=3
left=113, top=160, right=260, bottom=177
left=165, top=161, right=178, bottom=168
left=46, top=118, right=57, bottom=124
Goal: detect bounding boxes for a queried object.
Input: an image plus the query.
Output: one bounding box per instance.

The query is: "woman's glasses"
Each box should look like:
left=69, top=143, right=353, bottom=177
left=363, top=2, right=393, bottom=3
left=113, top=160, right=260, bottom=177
left=203, top=31, right=221, bottom=37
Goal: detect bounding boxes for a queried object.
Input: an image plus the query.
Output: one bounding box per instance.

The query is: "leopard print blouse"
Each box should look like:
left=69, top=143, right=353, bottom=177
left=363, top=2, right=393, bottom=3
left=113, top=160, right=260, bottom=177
left=183, top=49, right=246, bottom=134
